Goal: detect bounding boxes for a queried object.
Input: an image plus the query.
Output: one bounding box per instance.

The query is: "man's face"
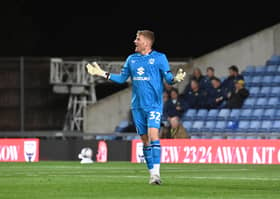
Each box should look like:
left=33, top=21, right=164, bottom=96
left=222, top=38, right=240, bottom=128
left=207, top=69, right=214, bottom=78
left=229, top=69, right=235, bottom=77
left=193, top=69, right=201, bottom=78
left=211, top=79, right=220, bottom=89
left=169, top=117, right=180, bottom=128
left=134, top=34, right=149, bottom=53
left=170, top=90, right=178, bottom=100
left=191, top=81, right=199, bottom=90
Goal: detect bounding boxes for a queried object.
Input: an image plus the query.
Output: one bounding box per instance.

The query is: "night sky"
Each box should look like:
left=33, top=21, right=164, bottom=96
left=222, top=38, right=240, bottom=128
left=0, top=1, right=280, bottom=58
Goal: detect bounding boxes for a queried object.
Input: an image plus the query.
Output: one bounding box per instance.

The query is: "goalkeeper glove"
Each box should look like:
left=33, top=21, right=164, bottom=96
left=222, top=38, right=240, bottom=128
left=174, top=68, right=186, bottom=83
left=86, top=62, right=110, bottom=79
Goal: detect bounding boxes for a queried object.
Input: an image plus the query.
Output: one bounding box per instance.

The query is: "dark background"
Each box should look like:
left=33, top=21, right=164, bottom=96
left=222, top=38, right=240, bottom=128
left=0, top=1, right=280, bottom=58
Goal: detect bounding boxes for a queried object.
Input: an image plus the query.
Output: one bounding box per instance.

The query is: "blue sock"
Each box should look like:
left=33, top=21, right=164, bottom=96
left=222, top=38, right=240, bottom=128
left=151, top=140, right=161, bottom=164
left=143, top=145, right=153, bottom=170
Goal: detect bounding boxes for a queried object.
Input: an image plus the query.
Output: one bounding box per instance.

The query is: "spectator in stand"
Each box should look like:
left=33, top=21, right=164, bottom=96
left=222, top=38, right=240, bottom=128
left=203, top=66, right=216, bottom=90
left=183, top=67, right=206, bottom=93
left=164, top=82, right=173, bottom=96
left=160, top=116, right=189, bottom=139
left=162, top=90, right=170, bottom=121
left=183, top=79, right=207, bottom=109
left=222, top=65, right=244, bottom=94
left=226, top=80, right=249, bottom=109
left=165, top=88, right=187, bottom=118
left=206, top=77, right=227, bottom=109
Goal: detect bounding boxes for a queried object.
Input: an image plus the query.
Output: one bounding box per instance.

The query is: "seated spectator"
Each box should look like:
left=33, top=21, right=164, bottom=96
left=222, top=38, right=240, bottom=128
left=162, top=90, right=170, bottom=121
left=165, top=88, right=187, bottom=118
left=164, top=82, right=173, bottom=96
left=222, top=65, right=244, bottom=94
left=206, top=77, right=227, bottom=109
left=160, top=116, right=189, bottom=139
left=203, top=66, right=216, bottom=90
left=183, top=67, right=206, bottom=93
left=183, top=79, right=207, bottom=109
left=225, top=80, right=249, bottom=109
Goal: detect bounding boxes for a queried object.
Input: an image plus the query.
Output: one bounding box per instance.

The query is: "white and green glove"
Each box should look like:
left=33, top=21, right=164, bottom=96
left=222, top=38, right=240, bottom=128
left=174, top=68, right=186, bottom=83
left=86, top=62, right=109, bottom=79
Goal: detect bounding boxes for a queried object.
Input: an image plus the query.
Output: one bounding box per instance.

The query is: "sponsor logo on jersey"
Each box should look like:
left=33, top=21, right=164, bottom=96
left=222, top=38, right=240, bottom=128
left=137, top=67, right=145, bottom=75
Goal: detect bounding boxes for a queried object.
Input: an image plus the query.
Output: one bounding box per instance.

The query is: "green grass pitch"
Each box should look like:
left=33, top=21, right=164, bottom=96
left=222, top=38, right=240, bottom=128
left=0, top=161, right=279, bottom=199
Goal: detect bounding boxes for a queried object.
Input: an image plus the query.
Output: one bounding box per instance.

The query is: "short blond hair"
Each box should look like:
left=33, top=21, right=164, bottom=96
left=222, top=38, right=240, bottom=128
left=137, top=30, right=155, bottom=45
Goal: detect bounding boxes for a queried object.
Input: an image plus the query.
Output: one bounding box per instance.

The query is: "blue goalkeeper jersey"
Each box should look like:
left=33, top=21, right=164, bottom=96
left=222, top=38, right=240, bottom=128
left=109, top=50, right=174, bottom=109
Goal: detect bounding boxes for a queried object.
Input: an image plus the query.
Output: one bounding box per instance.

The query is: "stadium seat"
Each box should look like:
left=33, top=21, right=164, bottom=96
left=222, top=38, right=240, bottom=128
left=239, top=109, right=253, bottom=120
left=195, top=109, right=208, bottom=120
left=248, top=76, right=262, bottom=87
left=262, top=108, right=276, bottom=120
left=259, top=120, right=273, bottom=133
left=244, top=76, right=252, bottom=84
left=236, top=120, right=250, bottom=133
left=258, top=87, right=271, bottom=97
left=265, top=65, right=278, bottom=75
left=254, top=66, right=266, bottom=75
left=266, top=55, right=280, bottom=65
left=242, top=98, right=256, bottom=109
left=270, top=87, right=280, bottom=97
left=201, top=121, right=216, bottom=132
left=213, top=121, right=227, bottom=132
left=190, top=121, right=204, bottom=132
left=254, top=97, right=267, bottom=109
left=207, top=109, right=219, bottom=120
left=265, top=97, right=279, bottom=108
left=182, top=109, right=197, bottom=121
left=247, top=120, right=261, bottom=132
left=242, top=65, right=255, bottom=76
left=229, top=109, right=241, bottom=120
left=249, top=86, right=260, bottom=97
left=262, top=76, right=274, bottom=86
left=182, top=121, right=193, bottom=131
left=225, top=120, right=239, bottom=132
left=272, top=76, right=280, bottom=86
left=217, top=109, right=230, bottom=120
left=250, top=109, right=264, bottom=120
left=275, top=109, right=280, bottom=120
left=270, top=120, right=280, bottom=133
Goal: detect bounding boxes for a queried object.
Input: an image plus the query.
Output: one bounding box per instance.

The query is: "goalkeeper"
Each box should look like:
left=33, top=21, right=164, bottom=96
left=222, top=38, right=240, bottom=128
left=87, top=30, right=186, bottom=185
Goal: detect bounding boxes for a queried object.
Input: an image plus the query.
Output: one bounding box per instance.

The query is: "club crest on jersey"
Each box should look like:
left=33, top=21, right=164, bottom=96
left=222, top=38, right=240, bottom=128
left=137, top=67, right=145, bottom=75
left=149, top=58, right=155, bottom=64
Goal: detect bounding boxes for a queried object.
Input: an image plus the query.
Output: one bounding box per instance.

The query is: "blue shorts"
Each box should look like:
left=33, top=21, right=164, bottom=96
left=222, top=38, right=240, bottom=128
left=131, top=107, right=162, bottom=135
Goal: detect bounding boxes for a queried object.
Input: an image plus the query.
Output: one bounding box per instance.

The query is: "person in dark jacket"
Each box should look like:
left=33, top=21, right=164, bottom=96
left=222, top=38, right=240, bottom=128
left=203, top=66, right=216, bottom=91
left=183, top=79, right=207, bottom=109
left=226, top=80, right=249, bottom=109
left=206, top=77, right=227, bottom=109
left=165, top=88, right=187, bottom=118
left=222, top=65, right=244, bottom=94
left=183, top=67, right=206, bottom=93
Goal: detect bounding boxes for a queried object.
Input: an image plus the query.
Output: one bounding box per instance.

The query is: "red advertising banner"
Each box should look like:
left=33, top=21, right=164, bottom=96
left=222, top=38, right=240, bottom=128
left=0, top=139, right=39, bottom=162
left=131, top=139, right=280, bottom=164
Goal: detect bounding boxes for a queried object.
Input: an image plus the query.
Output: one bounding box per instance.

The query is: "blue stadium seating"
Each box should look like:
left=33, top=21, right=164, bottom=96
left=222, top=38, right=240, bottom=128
left=244, top=76, right=252, bottom=84
left=259, top=120, right=273, bottom=133
left=190, top=121, right=204, bottom=132
left=195, top=109, right=208, bottom=120
left=266, top=55, right=280, bottom=65
left=262, top=76, right=274, bottom=86
left=254, top=66, right=266, bottom=75
left=182, top=109, right=196, bottom=121
left=242, top=65, right=255, bottom=75
left=270, top=87, right=280, bottom=97
left=254, top=97, right=267, bottom=109
left=213, top=121, right=227, bottom=132
left=236, top=120, right=250, bottom=133
left=258, top=86, right=271, bottom=97
left=243, top=98, right=256, bottom=109
left=182, top=121, right=193, bottom=131
left=262, top=108, right=276, bottom=120
left=249, top=86, right=260, bottom=97
left=272, top=76, right=280, bottom=86
left=207, top=109, right=219, bottom=120
left=248, top=76, right=262, bottom=86
left=247, top=120, right=261, bottom=132
left=250, top=109, right=264, bottom=120
left=265, top=65, right=278, bottom=75
left=217, top=109, right=230, bottom=120
left=270, top=120, right=280, bottom=133
left=239, top=109, right=253, bottom=120
left=229, top=109, right=241, bottom=120
left=266, top=97, right=279, bottom=108
left=201, top=121, right=216, bottom=132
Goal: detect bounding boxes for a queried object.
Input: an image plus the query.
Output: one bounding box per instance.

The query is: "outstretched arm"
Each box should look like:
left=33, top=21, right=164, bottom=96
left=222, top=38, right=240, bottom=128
left=86, top=61, right=130, bottom=84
